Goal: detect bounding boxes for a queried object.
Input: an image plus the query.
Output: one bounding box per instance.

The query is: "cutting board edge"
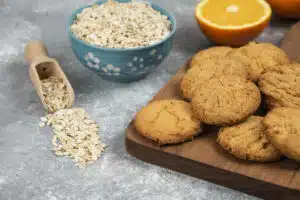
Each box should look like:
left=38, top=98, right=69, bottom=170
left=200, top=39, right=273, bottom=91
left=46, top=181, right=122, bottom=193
left=126, top=136, right=300, bottom=199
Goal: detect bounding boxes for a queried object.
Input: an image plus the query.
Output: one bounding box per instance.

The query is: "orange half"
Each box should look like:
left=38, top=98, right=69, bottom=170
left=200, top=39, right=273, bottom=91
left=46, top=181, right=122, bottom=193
left=195, top=0, right=272, bottom=46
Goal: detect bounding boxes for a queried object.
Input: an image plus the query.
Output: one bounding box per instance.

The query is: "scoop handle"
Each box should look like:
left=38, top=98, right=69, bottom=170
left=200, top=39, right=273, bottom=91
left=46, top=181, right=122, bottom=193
left=24, top=41, right=49, bottom=63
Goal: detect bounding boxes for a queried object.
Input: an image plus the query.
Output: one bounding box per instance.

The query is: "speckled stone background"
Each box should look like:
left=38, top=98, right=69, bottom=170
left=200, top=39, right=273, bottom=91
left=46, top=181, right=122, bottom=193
left=0, top=0, right=296, bottom=199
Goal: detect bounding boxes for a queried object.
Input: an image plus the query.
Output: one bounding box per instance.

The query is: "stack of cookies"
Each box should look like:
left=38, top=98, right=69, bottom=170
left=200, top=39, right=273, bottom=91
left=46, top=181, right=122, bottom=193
left=134, top=42, right=300, bottom=163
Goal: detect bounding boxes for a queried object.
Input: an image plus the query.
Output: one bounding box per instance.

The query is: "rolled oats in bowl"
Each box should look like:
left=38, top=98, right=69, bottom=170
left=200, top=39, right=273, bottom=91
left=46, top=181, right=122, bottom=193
left=68, top=0, right=176, bottom=82
left=70, top=0, right=172, bottom=49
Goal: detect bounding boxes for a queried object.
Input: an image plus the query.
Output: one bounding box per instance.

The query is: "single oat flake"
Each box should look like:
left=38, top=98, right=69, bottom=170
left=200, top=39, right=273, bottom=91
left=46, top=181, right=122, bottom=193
left=70, top=0, right=171, bottom=48
left=40, top=107, right=107, bottom=168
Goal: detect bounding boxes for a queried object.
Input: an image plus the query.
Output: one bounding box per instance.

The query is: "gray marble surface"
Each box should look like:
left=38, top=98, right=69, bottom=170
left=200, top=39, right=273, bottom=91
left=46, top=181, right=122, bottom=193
left=0, top=0, right=295, bottom=199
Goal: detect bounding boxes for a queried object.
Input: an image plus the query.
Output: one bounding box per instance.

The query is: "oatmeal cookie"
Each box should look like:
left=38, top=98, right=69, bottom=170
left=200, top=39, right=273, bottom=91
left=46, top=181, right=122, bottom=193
left=181, top=58, right=247, bottom=99
left=263, top=107, right=300, bottom=161
left=191, top=76, right=261, bottom=126
left=134, top=100, right=202, bottom=145
left=190, top=46, right=233, bottom=69
left=229, top=42, right=290, bottom=81
left=217, top=116, right=281, bottom=162
left=258, top=64, right=300, bottom=109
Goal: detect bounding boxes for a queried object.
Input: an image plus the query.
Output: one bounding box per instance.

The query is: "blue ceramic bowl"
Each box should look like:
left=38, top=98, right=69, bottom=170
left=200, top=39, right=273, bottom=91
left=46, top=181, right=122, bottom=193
left=68, top=0, right=176, bottom=83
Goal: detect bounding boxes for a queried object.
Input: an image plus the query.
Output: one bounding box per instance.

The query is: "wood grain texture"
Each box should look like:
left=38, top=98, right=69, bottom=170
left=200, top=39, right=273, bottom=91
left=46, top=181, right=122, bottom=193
left=126, top=22, right=300, bottom=200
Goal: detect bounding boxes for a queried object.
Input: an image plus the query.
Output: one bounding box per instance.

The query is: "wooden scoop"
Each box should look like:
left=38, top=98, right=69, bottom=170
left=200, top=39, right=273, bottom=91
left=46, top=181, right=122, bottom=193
left=24, top=40, right=75, bottom=112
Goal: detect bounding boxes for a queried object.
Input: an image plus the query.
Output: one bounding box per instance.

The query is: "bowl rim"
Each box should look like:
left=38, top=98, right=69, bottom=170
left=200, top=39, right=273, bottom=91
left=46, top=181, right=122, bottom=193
left=67, top=0, right=177, bottom=52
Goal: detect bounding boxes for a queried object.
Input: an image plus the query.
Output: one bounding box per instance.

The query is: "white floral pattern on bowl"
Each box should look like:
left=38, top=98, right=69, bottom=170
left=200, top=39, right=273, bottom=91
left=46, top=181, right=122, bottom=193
left=84, top=52, right=100, bottom=70
left=126, top=56, right=146, bottom=72
left=84, top=52, right=121, bottom=76
left=101, top=64, right=121, bottom=76
left=124, top=55, right=154, bottom=75
left=83, top=50, right=164, bottom=78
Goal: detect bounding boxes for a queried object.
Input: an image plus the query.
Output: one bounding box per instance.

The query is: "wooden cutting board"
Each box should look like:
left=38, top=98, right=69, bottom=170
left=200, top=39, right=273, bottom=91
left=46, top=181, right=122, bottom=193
left=126, top=22, right=300, bottom=200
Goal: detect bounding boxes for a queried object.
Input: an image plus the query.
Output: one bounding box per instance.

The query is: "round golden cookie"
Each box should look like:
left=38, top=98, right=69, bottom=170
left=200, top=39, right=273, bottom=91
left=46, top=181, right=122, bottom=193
left=228, top=42, right=290, bottom=82
left=263, top=107, right=300, bottom=161
left=190, top=46, right=233, bottom=68
left=258, top=64, right=300, bottom=109
left=134, top=100, right=202, bottom=145
left=217, top=116, right=281, bottom=162
left=191, top=76, right=261, bottom=126
left=181, top=58, right=247, bottom=99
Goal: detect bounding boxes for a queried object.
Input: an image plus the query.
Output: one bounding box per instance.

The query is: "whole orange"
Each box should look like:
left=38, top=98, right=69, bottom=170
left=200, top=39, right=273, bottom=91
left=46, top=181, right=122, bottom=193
left=267, top=0, right=300, bottom=19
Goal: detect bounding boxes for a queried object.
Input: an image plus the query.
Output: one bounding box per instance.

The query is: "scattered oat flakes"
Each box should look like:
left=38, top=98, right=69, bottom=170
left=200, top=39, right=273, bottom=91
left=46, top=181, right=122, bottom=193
left=40, top=117, right=47, bottom=122
left=41, top=107, right=107, bottom=168
left=39, top=122, right=45, bottom=128
left=70, top=0, right=171, bottom=48
left=41, top=76, right=69, bottom=113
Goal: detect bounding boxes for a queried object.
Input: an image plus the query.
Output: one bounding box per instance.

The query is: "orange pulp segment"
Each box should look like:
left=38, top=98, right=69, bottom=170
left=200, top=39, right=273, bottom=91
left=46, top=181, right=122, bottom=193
left=196, top=0, right=271, bottom=29
left=194, top=0, right=272, bottom=46
left=202, top=0, right=267, bottom=26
